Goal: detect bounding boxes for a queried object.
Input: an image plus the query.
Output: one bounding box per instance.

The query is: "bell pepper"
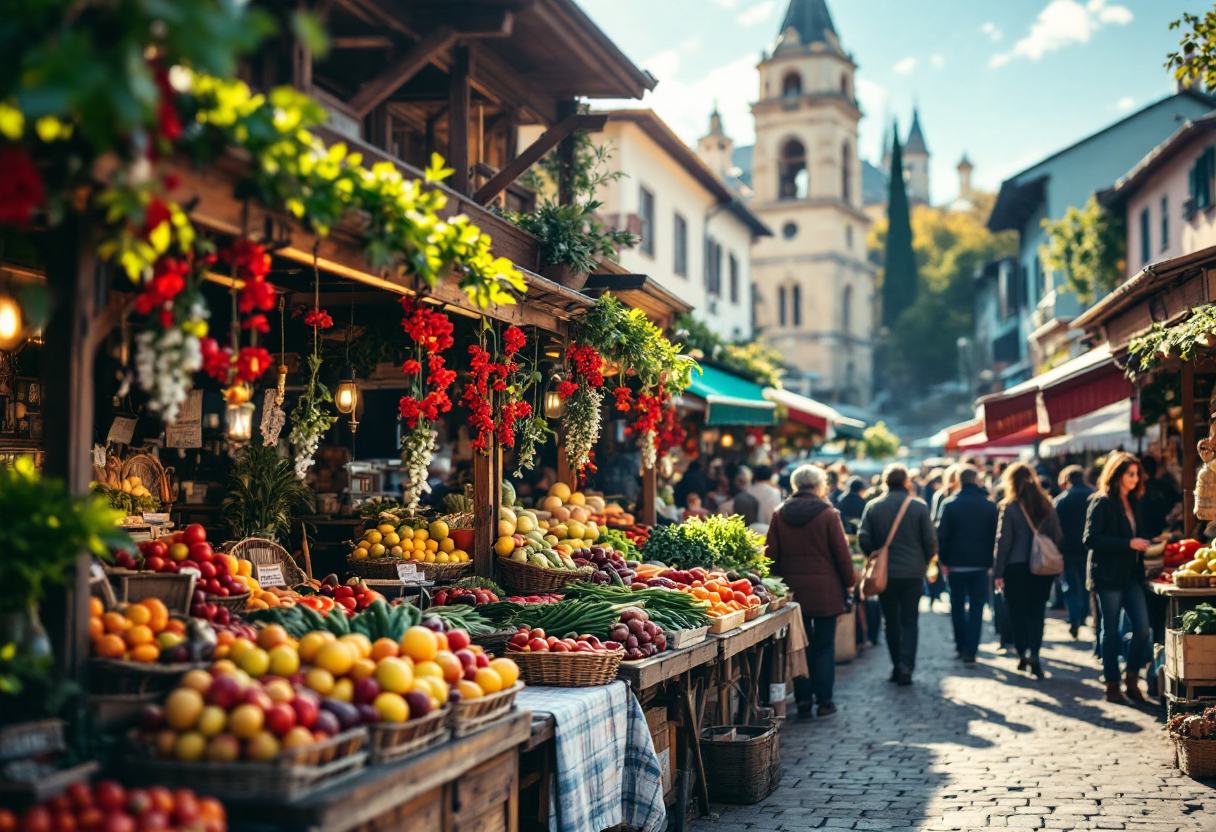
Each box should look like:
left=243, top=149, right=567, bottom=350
left=1180, top=539, right=1204, bottom=558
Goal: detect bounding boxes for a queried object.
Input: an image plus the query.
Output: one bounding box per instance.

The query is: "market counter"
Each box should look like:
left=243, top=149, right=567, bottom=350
left=616, top=638, right=720, bottom=692
left=227, top=709, right=531, bottom=832
left=711, top=604, right=794, bottom=660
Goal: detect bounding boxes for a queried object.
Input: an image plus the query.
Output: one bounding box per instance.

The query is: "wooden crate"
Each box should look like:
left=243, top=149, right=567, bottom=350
left=1166, top=629, right=1216, bottom=680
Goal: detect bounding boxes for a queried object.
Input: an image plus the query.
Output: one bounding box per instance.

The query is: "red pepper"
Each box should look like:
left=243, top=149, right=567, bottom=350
left=729, top=579, right=754, bottom=596
left=1180, top=539, right=1204, bottom=558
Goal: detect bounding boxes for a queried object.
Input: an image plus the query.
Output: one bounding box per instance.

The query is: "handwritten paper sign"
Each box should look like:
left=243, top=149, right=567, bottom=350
left=165, top=390, right=203, bottom=449
left=397, top=562, right=423, bottom=584
left=107, top=416, right=137, bottom=445
left=257, top=564, right=287, bottom=588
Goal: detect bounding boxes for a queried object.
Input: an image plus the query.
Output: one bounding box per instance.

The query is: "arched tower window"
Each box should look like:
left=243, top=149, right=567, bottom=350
left=842, top=141, right=852, bottom=203
left=840, top=74, right=849, bottom=97
left=842, top=285, right=853, bottom=334
left=778, top=139, right=808, bottom=201
left=778, top=286, right=787, bottom=327
left=782, top=72, right=802, bottom=97
left=792, top=284, right=802, bottom=328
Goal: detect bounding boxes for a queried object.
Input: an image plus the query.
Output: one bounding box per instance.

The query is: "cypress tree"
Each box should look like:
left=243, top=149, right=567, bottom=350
left=882, top=124, right=918, bottom=327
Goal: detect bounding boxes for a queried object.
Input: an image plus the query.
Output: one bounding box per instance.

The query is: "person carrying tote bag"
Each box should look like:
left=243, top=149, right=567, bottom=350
left=858, top=464, right=936, bottom=686
left=993, top=462, right=1064, bottom=680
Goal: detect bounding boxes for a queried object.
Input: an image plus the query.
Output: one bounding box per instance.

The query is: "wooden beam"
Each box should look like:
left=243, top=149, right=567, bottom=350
left=473, top=448, right=496, bottom=580
left=448, top=44, right=471, bottom=196
left=641, top=464, right=657, bottom=526
left=332, top=35, right=395, bottom=49
left=555, top=100, right=579, bottom=206
left=348, top=26, right=456, bottom=118
left=467, top=42, right=557, bottom=126
left=472, top=113, right=607, bottom=205
left=1184, top=361, right=1197, bottom=536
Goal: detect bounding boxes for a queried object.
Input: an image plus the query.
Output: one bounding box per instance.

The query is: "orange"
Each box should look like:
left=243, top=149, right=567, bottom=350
left=130, top=643, right=160, bottom=663
left=400, top=626, right=438, bottom=663
left=164, top=618, right=186, bottom=636
left=88, top=616, right=104, bottom=641
left=257, top=624, right=289, bottom=651
left=216, top=631, right=235, bottom=648
left=349, top=658, right=377, bottom=682
left=434, top=632, right=449, bottom=652
left=370, top=638, right=399, bottom=661
left=124, top=603, right=152, bottom=627
left=140, top=598, right=170, bottom=633
left=456, top=680, right=484, bottom=700
left=102, top=611, right=132, bottom=634
left=474, top=667, right=503, bottom=694
left=89, top=597, right=105, bottom=617
left=124, top=625, right=155, bottom=647
left=94, top=633, right=126, bottom=658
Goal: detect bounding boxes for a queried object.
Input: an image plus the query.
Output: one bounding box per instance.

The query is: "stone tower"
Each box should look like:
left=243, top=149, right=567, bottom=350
left=697, top=105, right=735, bottom=182
left=748, top=0, right=874, bottom=405
left=956, top=153, right=973, bottom=199
left=903, top=107, right=930, bottom=204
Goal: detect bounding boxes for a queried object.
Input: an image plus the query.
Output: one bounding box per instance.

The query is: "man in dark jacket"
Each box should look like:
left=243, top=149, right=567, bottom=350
left=836, top=477, right=867, bottom=531
left=859, top=464, right=937, bottom=685
left=1053, top=465, right=1095, bottom=639
left=936, top=466, right=998, bottom=662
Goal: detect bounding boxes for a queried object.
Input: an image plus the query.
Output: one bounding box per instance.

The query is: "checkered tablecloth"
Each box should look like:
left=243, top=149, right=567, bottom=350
left=517, top=681, right=666, bottom=832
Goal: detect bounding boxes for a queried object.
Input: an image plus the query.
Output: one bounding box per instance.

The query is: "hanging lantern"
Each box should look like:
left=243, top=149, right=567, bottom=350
left=544, top=374, right=567, bottom=419
left=224, top=384, right=254, bottom=444
left=335, top=362, right=359, bottom=415
left=0, top=291, right=24, bottom=350
left=720, top=432, right=735, bottom=449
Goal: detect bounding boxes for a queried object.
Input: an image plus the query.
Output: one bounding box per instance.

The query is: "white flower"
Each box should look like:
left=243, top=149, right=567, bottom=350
left=401, top=423, right=436, bottom=508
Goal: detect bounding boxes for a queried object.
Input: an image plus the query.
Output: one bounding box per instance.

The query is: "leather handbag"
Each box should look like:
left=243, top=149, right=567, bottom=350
left=861, top=496, right=912, bottom=599
left=1020, top=503, right=1064, bottom=577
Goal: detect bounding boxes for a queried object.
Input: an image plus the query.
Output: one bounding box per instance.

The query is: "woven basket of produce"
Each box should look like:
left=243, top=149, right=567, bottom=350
left=420, top=560, right=474, bottom=583
left=346, top=557, right=414, bottom=580
left=89, top=659, right=208, bottom=695
left=107, top=570, right=196, bottom=616
left=208, top=591, right=250, bottom=612
left=1174, top=574, right=1211, bottom=588
left=698, top=724, right=782, bottom=805
left=368, top=706, right=449, bottom=764
left=471, top=629, right=516, bottom=654
left=497, top=558, right=593, bottom=595
left=744, top=602, right=769, bottom=622
left=448, top=682, right=523, bottom=738
left=126, top=728, right=366, bottom=800
left=1175, top=736, right=1216, bottom=778
left=228, top=538, right=307, bottom=586
left=507, top=648, right=623, bottom=687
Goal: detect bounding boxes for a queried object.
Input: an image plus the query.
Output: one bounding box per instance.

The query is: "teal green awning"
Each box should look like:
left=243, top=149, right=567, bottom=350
left=685, top=366, right=776, bottom=426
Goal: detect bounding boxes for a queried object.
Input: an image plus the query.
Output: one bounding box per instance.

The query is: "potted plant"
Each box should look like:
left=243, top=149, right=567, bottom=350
left=221, top=445, right=316, bottom=542
left=510, top=201, right=635, bottom=290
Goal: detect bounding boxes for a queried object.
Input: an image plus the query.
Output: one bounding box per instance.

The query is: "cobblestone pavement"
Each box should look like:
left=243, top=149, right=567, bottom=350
left=693, top=605, right=1216, bottom=831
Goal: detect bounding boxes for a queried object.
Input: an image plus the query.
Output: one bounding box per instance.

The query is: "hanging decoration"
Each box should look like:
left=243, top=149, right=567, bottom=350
left=514, top=334, right=555, bottom=479
left=288, top=252, right=338, bottom=477
left=461, top=324, right=533, bottom=454
left=260, top=297, right=288, bottom=446
left=397, top=297, right=456, bottom=507
left=334, top=287, right=359, bottom=429
left=558, top=344, right=606, bottom=479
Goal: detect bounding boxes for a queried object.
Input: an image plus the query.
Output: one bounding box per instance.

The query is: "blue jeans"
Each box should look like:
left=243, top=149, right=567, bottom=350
left=1095, top=583, right=1151, bottom=682
left=794, top=614, right=838, bottom=706
left=1062, top=557, right=1088, bottom=627
left=947, top=570, right=988, bottom=658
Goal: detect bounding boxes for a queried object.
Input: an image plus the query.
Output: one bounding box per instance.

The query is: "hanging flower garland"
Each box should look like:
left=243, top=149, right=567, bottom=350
left=397, top=297, right=456, bottom=507
left=656, top=407, right=687, bottom=460
left=461, top=325, right=533, bottom=453
left=558, top=344, right=607, bottom=478
left=514, top=334, right=554, bottom=479
left=288, top=258, right=338, bottom=478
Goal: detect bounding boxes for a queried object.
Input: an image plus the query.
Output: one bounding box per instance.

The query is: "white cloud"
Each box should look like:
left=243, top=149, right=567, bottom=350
left=1116, top=96, right=1135, bottom=111
left=738, top=0, right=778, bottom=27
left=711, top=0, right=739, bottom=7
left=981, top=22, right=1003, bottom=41
left=931, top=54, right=945, bottom=69
left=893, top=57, right=918, bottom=75
left=990, top=0, right=1133, bottom=68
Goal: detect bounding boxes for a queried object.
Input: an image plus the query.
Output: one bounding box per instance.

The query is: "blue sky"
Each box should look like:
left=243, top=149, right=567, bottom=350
left=578, top=0, right=1201, bottom=202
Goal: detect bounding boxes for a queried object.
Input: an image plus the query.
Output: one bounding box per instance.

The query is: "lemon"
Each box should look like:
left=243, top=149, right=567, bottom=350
left=439, top=538, right=455, bottom=553
left=351, top=548, right=369, bottom=560
left=411, top=549, right=427, bottom=562
left=413, top=528, right=429, bottom=541
left=428, top=520, right=449, bottom=541
left=370, top=543, right=386, bottom=558
left=357, top=539, right=371, bottom=550
left=390, top=545, right=405, bottom=556
left=383, top=532, right=400, bottom=546
left=377, top=523, right=396, bottom=535
left=425, top=552, right=437, bottom=563
left=365, top=530, right=383, bottom=545
left=437, top=552, right=450, bottom=563
left=425, top=539, right=438, bottom=552
left=494, top=536, right=515, bottom=557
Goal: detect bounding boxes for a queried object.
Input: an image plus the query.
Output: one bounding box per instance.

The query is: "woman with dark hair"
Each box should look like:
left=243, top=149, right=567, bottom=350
left=1083, top=452, right=1153, bottom=703
left=993, top=462, right=1063, bottom=679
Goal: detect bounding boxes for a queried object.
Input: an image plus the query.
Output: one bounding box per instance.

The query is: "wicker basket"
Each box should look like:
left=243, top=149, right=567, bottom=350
left=107, top=570, right=196, bottom=615
left=228, top=538, right=307, bottom=587
left=420, top=560, right=474, bottom=583
left=448, top=682, right=523, bottom=738
left=698, top=724, right=782, bottom=805
left=1175, top=574, right=1212, bottom=588
left=744, top=602, right=769, bottom=622
left=88, top=692, right=161, bottom=733
left=496, top=558, right=593, bottom=595
left=208, top=591, right=250, bottom=612
left=506, top=647, right=623, bottom=687
left=471, top=629, right=516, bottom=655
left=368, top=706, right=450, bottom=764
left=347, top=557, right=414, bottom=580
left=1174, top=735, right=1216, bottom=777
left=0, top=719, right=64, bottom=761
left=126, top=728, right=366, bottom=800
left=89, top=658, right=206, bottom=695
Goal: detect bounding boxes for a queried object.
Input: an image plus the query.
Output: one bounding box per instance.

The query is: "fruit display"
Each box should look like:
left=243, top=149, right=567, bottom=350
left=0, top=781, right=227, bottom=832
left=93, top=480, right=162, bottom=515
left=1172, top=546, right=1216, bottom=585
left=638, top=567, right=772, bottom=617
left=506, top=627, right=623, bottom=655
left=350, top=519, right=468, bottom=565
left=89, top=596, right=218, bottom=665
left=506, top=599, right=632, bottom=640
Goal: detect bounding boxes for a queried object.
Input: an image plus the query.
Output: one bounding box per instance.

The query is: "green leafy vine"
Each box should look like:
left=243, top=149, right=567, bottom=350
left=1126, top=304, right=1216, bottom=376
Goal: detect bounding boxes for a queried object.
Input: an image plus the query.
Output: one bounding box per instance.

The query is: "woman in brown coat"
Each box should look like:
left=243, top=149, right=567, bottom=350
left=767, top=464, right=856, bottom=718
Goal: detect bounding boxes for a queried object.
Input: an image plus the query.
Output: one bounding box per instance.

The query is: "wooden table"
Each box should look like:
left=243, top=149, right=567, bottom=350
left=229, top=709, right=531, bottom=832
left=615, top=638, right=719, bottom=692
left=710, top=604, right=794, bottom=660
left=1148, top=581, right=1216, bottom=627
left=710, top=604, right=796, bottom=730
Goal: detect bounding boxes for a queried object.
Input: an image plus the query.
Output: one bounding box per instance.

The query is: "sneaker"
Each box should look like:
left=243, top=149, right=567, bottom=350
left=817, top=703, right=838, bottom=717
left=1029, top=657, right=1045, bottom=679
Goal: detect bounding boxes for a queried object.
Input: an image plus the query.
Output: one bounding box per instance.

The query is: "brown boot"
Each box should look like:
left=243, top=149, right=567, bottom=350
left=1125, top=671, right=1146, bottom=703
left=1105, top=680, right=1127, bottom=703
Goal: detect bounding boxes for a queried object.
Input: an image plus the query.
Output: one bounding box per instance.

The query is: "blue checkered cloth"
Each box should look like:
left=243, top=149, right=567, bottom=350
left=517, top=681, right=666, bottom=832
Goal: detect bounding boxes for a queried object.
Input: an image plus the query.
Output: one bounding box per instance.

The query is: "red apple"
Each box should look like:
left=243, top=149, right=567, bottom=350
left=21, top=808, right=52, bottom=832
left=93, top=782, right=126, bottom=813
left=206, top=674, right=242, bottom=709
left=352, top=678, right=381, bottom=704
left=66, top=783, right=92, bottom=810
left=527, top=638, right=548, bottom=652
left=158, top=561, right=177, bottom=573
left=75, top=810, right=103, bottom=832
left=183, top=524, right=207, bottom=546
left=454, top=649, right=476, bottom=669
left=197, top=562, right=217, bottom=580
left=51, top=811, right=77, bottom=832
left=291, top=692, right=319, bottom=728
left=137, top=811, right=168, bottom=832
left=463, top=665, right=478, bottom=682
left=143, top=556, right=164, bottom=573
left=475, top=652, right=490, bottom=668
left=189, top=542, right=213, bottom=563
left=265, top=703, right=297, bottom=736
left=102, top=814, right=135, bottom=832
left=243, top=687, right=273, bottom=710
left=446, top=630, right=471, bottom=650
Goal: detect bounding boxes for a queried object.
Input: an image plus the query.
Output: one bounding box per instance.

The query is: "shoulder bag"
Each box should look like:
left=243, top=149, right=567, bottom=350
left=1020, top=503, right=1064, bottom=577
left=861, top=496, right=912, bottom=599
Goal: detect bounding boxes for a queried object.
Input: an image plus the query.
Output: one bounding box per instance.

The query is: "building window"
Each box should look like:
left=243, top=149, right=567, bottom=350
left=639, top=186, right=655, bottom=257
left=1140, top=206, right=1151, bottom=265
left=1188, top=147, right=1214, bottom=216
left=841, top=285, right=852, bottom=334
left=673, top=212, right=688, bottom=277
left=729, top=255, right=739, bottom=304
left=1161, top=195, right=1169, bottom=251
left=778, top=139, right=808, bottom=200
left=782, top=221, right=798, bottom=240
left=705, top=237, right=722, bottom=297
left=792, top=284, right=802, bottom=327
left=778, top=286, right=787, bottom=327
left=845, top=225, right=853, bottom=249
left=840, top=75, right=849, bottom=97
left=782, top=73, right=802, bottom=97
left=842, top=141, right=852, bottom=203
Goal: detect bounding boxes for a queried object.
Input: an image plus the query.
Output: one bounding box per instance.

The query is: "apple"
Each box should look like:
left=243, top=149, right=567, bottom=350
left=205, top=674, right=242, bottom=709
left=527, top=637, right=548, bottom=652
left=93, top=782, right=126, bottom=813
left=102, top=814, right=135, bottom=832
left=143, top=556, right=164, bottom=573
left=138, top=811, right=169, bottom=832
left=291, top=691, right=320, bottom=728
left=454, top=649, right=476, bottom=669
left=446, top=630, right=471, bottom=651
left=167, top=543, right=189, bottom=562
left=243, top=687, right=273, bottom=710
left=475, top=652, right=490, bottom=668
left=197, top=562, right=217, bottom=580
left=183, top=524, right=207, bottom=546
left=158, top=561, right=178, bottom=573
left=189, top=542, right=213, bottom=563
left=265, top=703, right=297, bottom=736
left=353, top=678, right=380, bottom=704
left=463, top=665, right=478, bottom=682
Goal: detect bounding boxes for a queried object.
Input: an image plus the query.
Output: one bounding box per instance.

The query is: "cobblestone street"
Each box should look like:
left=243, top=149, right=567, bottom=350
left=695, top=606, right=1216, bottom=831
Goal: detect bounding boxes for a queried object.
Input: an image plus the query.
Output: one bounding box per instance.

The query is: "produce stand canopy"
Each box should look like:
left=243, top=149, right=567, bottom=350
left=1039, top=399, right=1153, bottom=457
left=764, top=388, right=864, bottom=438
left=686, top=366, right=776, bottom=426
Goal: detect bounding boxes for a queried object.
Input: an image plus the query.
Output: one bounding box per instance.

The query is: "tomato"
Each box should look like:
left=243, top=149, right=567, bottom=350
left=20, top=807, right=51, bottom=832
left=101, top=814, right=135, bottom=832
left=0, top=810, right=15, bottom=832
left=188, top=542, right=213, bottom=563
left=92, top=781, right=126, bottom=813
left=145, top=788, right=173, bottom=815
left=74, top=810, right=103, bottom=832
left=66, top=783, right=92, bottom=810
left=50, top=812, right=76, bottom=832
left=335, top=596, right=357, bottom=611
left=182, top=524, right=207, bottom=546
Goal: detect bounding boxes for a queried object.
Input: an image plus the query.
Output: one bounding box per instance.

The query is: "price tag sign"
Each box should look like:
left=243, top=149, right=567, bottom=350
left=257, top=564, right=287, bottom=588
left=397, top=562, right=423, bottom=584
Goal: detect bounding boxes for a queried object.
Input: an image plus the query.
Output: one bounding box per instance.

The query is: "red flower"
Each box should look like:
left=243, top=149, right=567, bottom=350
left=222, top=239, right=272, bottom=281
left=201, top=338, right=233, bottom=382
left=242, top=314, right=270, bottom=333
left=142, top=199, right=172, bottom=237
left=401, top=359, right=422, bottom=376
left=134, top=257, right=189, bottom=316
left=239, top=277, right=276, bottom=314
left=0, top=147, right=44, bottom=227
left=557, top=380, right=578, bottom=399
left=235, top=346, right=272, bottom=382
left=398, top=396, right=421, bottom=428
left=613, top=387, right=633, bottom=412
left=152, top=63, right=183, bottom=142
left=431, top=367, right=457, bottom=391
left=503, top=326, right=526, bottom=356
left=304, top=309, right=333, bottom=329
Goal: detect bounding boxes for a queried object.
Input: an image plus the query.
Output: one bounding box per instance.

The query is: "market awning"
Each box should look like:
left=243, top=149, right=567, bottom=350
left=763, top=388, right=865, bottom=438
left=957, top=424, right=1042, bottom=456
left=684, top=365, right=776, bottom=426
left=924, top=418, right=984, bottom=451
left=1039, top=399, right=1157, bottom=457
left=976, top=344, right=1132, bottom=440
